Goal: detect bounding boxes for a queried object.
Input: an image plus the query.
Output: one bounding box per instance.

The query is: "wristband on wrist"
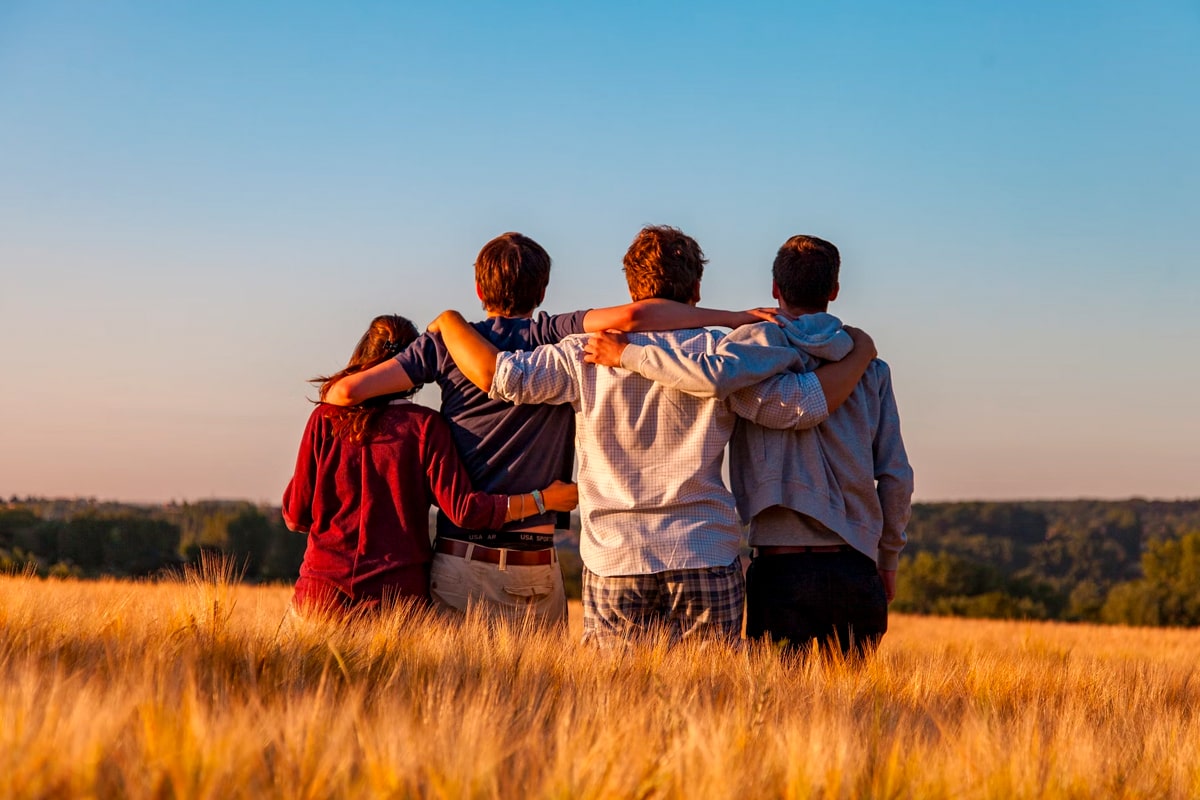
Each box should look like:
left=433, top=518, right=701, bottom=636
left=531, top=488, right=546, bottom=515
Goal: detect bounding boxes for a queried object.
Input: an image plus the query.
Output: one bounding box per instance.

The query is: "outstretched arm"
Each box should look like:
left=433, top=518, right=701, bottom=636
left=427, top=311, right=499, bottom=392
left=582, top=298, right=778, bottom=333
left=586, top=327, right=805, bottom=400
left=429, top=310, right=580, bottom=406
left=585, top=325, right=878, bottom=428
left=323, top=359, right=415, bottom=406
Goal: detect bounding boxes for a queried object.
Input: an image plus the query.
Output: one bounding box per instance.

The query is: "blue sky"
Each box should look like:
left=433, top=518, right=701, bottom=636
left=2, top=1, right=1197, bottom=503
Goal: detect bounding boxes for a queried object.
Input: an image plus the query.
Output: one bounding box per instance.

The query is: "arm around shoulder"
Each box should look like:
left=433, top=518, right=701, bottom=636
left=323, top=359, right=414, bottom=406
left=490, top=341, right=581, bottom=406
left=811, top=326, right=876, bottom=415
left=727, top=370, right=829, bottom=430
left=583, top=299, right=769, bottom=333
left=616, top=324, right=803, bottom=400
left=429, top=310, right=499, bottom=392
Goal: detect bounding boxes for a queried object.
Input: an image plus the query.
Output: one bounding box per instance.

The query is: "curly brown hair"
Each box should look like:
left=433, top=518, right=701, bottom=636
left=474, top=232, right=551, bottom=316
left=772, top=235, right=840, bottom=310
left=314, top=315, right=419, bottom=444
left=622, top=225, right=706, bottom=303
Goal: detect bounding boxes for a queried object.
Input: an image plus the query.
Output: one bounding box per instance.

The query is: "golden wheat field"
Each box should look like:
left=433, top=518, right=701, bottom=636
left=1, top=563, right=1198, bottom=800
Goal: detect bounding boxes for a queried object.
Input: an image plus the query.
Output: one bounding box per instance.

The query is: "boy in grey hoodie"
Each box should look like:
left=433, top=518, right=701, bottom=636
left=584, top=235, right=913, bottom=656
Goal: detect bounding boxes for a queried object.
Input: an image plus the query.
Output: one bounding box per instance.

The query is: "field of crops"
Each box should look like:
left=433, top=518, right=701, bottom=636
left=2, top=563, right=1198, bottom=798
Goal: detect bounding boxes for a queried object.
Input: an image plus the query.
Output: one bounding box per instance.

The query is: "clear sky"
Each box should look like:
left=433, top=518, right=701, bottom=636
left=2, top=1, right=1197, bottom=504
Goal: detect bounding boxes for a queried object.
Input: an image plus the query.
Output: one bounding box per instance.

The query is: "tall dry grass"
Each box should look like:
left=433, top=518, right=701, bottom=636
left=1, top=560, right=1198, bottom=799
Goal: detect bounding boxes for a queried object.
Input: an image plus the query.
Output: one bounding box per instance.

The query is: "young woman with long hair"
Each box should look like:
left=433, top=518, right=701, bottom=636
left=282, top=314, right=577, bottom=617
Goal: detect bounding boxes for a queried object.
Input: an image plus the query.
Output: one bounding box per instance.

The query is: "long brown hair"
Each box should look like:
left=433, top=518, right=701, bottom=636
left=313, top=315, right=419, bottom=444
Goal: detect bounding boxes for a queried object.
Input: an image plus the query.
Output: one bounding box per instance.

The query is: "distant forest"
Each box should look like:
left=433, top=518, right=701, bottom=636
left=3, top=496, right=1199, bottom=628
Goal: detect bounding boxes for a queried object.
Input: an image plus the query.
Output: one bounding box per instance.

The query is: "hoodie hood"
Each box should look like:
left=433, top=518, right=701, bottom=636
left=779, top=312, right=853, bottom=367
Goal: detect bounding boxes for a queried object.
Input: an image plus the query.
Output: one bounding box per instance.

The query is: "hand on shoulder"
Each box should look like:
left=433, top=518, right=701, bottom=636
left=843, top=325, right=877, bottom=361
left=583, top=330, right=629, bottom=368
left=740, top=307, right=795, bottom=326
left=426, top=310, right=466, bottom=335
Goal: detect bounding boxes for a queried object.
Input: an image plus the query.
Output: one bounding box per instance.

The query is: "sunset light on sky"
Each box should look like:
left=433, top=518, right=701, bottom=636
left=2, top=1, right=1197, bottom=503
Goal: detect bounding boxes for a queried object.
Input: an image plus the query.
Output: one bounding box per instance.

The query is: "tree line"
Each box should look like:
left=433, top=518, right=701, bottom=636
left=893, top=499, right=1200, bottom=626
left=3, top=496, right=1199, bottom=627
left=0, top=498, right=305, bottom=582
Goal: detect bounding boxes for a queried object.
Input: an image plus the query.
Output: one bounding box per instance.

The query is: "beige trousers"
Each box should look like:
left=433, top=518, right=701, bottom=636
left=429, top=550, right=567, bottom=629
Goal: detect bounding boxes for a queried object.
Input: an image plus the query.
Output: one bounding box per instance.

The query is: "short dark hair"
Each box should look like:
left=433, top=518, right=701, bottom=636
left=772, top=235, right=840, bottom=310
left=622, top=225, right=706, bottom=303
left=475, top=232, right=552, bottom=316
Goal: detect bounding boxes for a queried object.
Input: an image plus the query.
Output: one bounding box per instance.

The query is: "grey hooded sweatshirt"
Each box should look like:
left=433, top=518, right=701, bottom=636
left=619, top=314, right=913, bottom=570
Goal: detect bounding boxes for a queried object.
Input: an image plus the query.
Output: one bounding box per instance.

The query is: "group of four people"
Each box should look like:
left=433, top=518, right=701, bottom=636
left=283, top=226, right=913, bottom=655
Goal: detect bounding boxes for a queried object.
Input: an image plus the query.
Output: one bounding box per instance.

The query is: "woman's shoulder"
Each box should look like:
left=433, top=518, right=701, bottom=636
left=381, top=400, right=443, bottom=427
left=377, top=402, right=452, bottom=450
left=308, top=402, right=343, bottom=424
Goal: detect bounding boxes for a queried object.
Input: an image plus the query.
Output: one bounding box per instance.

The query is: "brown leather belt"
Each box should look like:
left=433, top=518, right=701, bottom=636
left=434, top=538, right=557, bottom=566
left=757, top=544, right=853, bottom=555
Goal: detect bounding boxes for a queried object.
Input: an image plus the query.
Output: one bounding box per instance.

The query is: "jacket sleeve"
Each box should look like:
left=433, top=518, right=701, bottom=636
left=872, top=363, right=914, bottom=571
left=420, top=413, right=507, bottom=530
left=618, top=324, right=803, bottom=401
left=281, top=409, right=321, bottom=534
left=490, top=341, right=580, bottom=406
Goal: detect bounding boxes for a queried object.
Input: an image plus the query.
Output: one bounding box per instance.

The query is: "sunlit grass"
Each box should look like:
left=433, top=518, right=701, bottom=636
left=1, top=564, right=1198, bottom=798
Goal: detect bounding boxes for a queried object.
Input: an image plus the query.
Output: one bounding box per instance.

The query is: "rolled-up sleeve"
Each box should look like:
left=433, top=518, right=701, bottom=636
left=490, top=343, right=580, bottom=406
left=727, top=371, right=829, bottom=430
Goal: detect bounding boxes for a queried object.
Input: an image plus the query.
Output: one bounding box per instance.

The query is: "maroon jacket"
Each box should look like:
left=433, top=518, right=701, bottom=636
left=283, top=401, right=506, bottom=604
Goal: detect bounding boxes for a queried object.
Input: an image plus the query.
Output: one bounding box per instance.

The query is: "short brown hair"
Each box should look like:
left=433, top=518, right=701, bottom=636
left=622, top=225, right=706, bottom=302
left=474, top=232, right=551, bottom=316
left=772, top=235, right=840, bottom=310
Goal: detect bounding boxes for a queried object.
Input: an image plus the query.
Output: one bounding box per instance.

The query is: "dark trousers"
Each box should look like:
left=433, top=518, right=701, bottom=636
left=745, top=549, right=888, bottom=657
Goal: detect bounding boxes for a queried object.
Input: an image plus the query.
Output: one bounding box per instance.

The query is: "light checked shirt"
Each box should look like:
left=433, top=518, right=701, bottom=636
left=490, top=328, right=829, bottom=577
left=618, top=317, right=913, bottom=570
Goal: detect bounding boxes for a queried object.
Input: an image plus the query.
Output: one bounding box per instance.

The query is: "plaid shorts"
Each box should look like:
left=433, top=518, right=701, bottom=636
left=581, top=559, right=745, bottom=647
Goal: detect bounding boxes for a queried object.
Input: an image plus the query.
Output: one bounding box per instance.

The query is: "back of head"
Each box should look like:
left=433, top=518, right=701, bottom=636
left=772, top=235, right=840, bottom=310
left=475, top=232, right=552, bottom=316
left=622, top=225, right=706, bottom=303
left=316, top=314, right=420, bottom=443
left=345, top=314, right=420, bottom=371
